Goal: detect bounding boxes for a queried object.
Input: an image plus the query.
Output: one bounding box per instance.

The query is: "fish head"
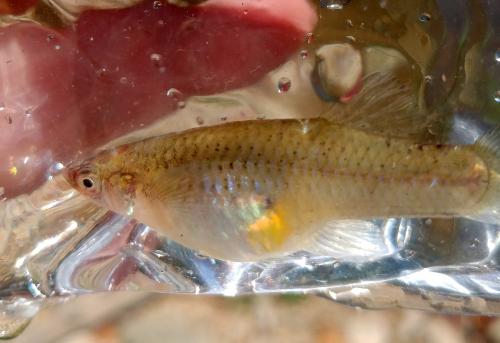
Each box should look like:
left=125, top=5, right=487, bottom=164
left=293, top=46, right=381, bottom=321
left=65, top=152, right=138, bottom=215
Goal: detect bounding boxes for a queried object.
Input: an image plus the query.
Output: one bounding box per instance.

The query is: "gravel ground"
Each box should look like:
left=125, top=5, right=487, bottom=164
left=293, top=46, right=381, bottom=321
left=11, top=293, right=500, bottom=343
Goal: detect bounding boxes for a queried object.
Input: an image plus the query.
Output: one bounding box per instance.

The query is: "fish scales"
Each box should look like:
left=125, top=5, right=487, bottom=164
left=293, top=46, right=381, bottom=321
left=125, top=118, right=488, bottom=220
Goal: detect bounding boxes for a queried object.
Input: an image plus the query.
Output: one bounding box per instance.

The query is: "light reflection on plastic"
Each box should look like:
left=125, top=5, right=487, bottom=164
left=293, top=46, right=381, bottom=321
left=14, top=220, right=78, bottom=269
left=400, top=270, right=471, bottom=294
left=222, top=262, right=245, bottom=296
left=486, top=229, right=500, bottom=254
left=40, top=190, right=76, bottom=211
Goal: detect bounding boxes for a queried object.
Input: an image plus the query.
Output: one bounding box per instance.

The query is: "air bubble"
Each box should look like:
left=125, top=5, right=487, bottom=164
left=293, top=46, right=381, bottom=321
left=97, top=67, right=107, bottom=76
left=495, top=91, right=500, bottom=103
left=0, top=103, right=4, bottom=111
left=299, top=50, right=308, bottom=59
left=424, top=75, right=433, bottom=83
left=150, top=53, right=162, bottom=61
left=470, top=238, right=480, bottom=248
left=320, top=0, right=348, bottom=10
left=495, top=49, right=500, bottom=63
left=166, top=88, right=186, bottom=109
left=152, top=1, right=162, bottom=9
left=277, top=77, right=291, bottom=93
left=304, top=32, right=314, bottom=45
left=166, top=88, right=183, bottom=98
left=120, top=77, right=128, bottom=84
left=196, top=116, right=204, bottom=125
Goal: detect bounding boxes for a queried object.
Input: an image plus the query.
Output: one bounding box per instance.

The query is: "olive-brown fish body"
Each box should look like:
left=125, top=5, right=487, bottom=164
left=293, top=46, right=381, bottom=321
left=66, top=118, right=498, bottom=261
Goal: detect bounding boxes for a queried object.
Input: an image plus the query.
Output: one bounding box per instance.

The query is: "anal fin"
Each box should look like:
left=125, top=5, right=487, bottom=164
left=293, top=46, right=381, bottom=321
left=306, top=219, right=393, bottom=261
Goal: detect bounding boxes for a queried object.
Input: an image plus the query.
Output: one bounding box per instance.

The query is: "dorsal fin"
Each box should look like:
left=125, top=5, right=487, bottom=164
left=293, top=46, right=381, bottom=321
left=320, top=73, right=441, bottom=141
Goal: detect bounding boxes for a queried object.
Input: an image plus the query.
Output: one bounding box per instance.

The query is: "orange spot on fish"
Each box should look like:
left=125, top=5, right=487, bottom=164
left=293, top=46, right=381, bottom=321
left=247, top=209, right=291, bottom=252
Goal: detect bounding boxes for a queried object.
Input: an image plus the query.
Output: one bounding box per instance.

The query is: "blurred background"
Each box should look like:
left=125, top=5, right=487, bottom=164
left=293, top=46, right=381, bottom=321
left=11, top=294, right=500, bottom=343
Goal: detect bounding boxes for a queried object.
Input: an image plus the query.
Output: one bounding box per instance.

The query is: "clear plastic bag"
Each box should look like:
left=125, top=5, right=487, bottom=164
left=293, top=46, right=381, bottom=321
left=0, top=0, right=499, bottom=338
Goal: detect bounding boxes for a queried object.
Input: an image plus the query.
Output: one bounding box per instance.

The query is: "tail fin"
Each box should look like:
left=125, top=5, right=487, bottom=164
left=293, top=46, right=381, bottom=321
left=468, top=127, right=500, bottom=224
left=474, top=126, right=500, bottom=166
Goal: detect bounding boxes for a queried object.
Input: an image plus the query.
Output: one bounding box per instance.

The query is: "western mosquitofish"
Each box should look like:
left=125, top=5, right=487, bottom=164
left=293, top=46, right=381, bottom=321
left=65, top=116, right=500, bottom=261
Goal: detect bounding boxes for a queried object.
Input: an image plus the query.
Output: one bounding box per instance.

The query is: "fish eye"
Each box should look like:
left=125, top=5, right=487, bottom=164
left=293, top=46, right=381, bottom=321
left=82, top=178, right=94, bottom=189
left=77, top=173, right=100, bottom=192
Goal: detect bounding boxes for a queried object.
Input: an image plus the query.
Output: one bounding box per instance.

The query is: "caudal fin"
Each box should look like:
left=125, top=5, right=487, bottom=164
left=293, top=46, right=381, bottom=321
left=468, top=127, right=500, bottom=224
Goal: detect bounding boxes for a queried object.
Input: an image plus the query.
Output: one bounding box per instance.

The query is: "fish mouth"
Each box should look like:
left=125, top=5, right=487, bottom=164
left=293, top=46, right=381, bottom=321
left=63, top=164, right=79, bottom=187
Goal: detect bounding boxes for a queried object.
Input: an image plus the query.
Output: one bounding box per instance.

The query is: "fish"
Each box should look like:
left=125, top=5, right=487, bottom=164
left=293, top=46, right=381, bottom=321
left=65, top=75, right=500, bottom=261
